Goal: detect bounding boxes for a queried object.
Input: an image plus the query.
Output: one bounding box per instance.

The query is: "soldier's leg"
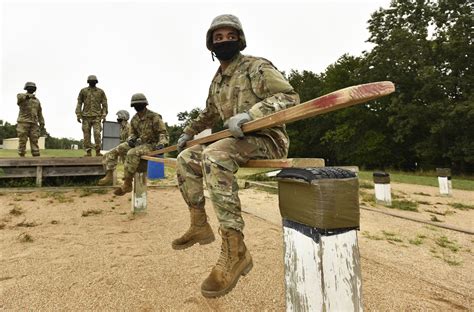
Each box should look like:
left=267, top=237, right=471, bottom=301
left=200, top=136, right=285, bottom=298
left=114, top=144, right=153, bottom=196
left=16, top=122, right=28, bottom=157
left=99, top=142, right=130, bottom=186
left=29, top=124, right=41, bottom=156
left=172, top=145, right=215, bottom=250
left=82, top=118, right=92, bottom=155
left=92, top=118, right=103, bottom=156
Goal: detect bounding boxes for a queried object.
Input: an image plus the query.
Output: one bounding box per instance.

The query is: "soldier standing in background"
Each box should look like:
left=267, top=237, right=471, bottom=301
left=16, top=82, right=45, bottom=157
left=76, top=75, right=108, bottom=157
left=174, top=14, right=300, bottom=298
left=98, top=93, right=168, bottom=195
left=116, top=110, right=131, bottom=143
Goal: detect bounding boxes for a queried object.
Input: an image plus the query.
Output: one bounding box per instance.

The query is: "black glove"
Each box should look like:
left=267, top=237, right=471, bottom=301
left=127, top=136, right=137, bottom=148
left=154, top=144, right=164, bottom=151
left=177, top=133, right=193, bottom=153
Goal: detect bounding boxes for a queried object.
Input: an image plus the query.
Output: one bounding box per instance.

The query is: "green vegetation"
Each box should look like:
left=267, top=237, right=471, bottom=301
left=381, top=231, right=403, bottom=243
left=435, top=236, right=460, bottom=252
left=449, top=202, right=474, bottom=211
left=389, top=200, right=418, bottom=212
left=79, top=188, right=108, bottom=197
left=9, top=206, right=24, bottom=216
left=18, top=232, right=34, bottom=243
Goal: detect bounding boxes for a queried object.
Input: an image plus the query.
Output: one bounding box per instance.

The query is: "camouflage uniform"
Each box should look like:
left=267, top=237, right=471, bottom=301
left=103, top=109, right=168, bottom=175
left=119, top=121, right=131, bottom=143
left=16, top=93, right=45, bottom=156
left=177, top=53, right=300, bottom=231
left=76, top=86, right=108, bottom=151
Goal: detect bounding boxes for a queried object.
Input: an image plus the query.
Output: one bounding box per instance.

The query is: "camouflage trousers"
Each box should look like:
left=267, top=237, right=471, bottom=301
left=81, top=117, right=102, bottom=151
left=103, top=142, right=153, bottom=176
left=176, top=135, right=287, bottom=231
left=16, top=122, right=40, bottom=156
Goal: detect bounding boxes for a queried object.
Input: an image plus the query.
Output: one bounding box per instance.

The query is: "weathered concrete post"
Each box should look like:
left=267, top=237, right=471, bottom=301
left=132, top=160, right=148, bottom=213
left=276, top=167, right=362, bottom=311
left=373, top=172, right=391, bottom=205
left=436, top=168, right=452, bottom=196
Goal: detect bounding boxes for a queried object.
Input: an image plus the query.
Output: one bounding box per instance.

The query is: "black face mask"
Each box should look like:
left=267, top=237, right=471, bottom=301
left=212, top=41, right=240, bottom=61
left=133, top=104, right=147, bottom=112
left=117, top=118, right=123, bottom=123
left=88, top=81, right=97, bottom=87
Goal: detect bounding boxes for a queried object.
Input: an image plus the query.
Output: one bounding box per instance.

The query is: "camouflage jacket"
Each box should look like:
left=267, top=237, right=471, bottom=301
left=130, top=109, right=169, bottom=146
left=76, top=86, right=108, bottom=118
left=119, top=121, right=131, bottom=143
left=184, top=53, right=300, bottom=150
left=17, top=93, right=45, bottom=125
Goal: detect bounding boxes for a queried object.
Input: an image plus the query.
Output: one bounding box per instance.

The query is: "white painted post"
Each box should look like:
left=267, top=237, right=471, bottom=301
left=373, top=172, right=391, bottom=205
left=131, top=160, right=148, bottom=213
left=277, top=167, right=362, bottom=312
left=436, top=168, right=452, bottom=196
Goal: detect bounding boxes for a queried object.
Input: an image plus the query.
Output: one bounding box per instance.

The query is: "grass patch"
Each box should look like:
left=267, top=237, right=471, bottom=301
left=81, top=209, right=103, bottom=217
left=435, top=236, right=460, bottom=252
left=381, top=230, right=403, bottom=242
left=389, top=200, right=418, bottom=212
left=358, top=170, right=474, bottom=191
left=414, top=192, right=431, bottom=196
left=423, top=225, right=439, bottom=232
left=361, top=193, right=375, bottom=204
left=449, top=202, right=474, bottom=211
left=359, top=180, right=373, bottom=189
left=409, top=236, right=424, bottom=245
left=9, top=206, right=24, bottom=216
left=79, top=188, right=108, bottom=197
left=361, top=231, right=383, bottom=240
left=18, top=232, right=34, bottom=243
left=44, top=192, right=74, bottom=203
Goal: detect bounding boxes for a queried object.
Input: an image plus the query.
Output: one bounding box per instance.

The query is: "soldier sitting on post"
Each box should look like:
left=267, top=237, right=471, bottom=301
left=98, top=93, right=169, bottom=195
left=16, top=82, right=45, bottom=157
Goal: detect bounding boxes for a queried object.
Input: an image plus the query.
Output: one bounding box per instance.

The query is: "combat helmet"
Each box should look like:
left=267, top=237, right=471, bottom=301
left=206, top=14, right=246, bottom=51
left=130, top=93, right=148, bottom=107
left=116, top=110, right=130, bottom=121
left=24, top=82, right=36, bottom=90
left=87, top=75, right=98, bottom=82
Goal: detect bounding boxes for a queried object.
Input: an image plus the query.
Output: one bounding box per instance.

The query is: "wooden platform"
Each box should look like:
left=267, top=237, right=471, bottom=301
left=0, top=157, right=105, bottom=187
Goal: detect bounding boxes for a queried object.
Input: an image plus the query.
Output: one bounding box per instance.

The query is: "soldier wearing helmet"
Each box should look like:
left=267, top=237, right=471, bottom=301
left=75, top=75, right=108, bottom=156
left=116, top=109, right=131, bottom=143
left=98, top=93, right=169, bottom=196
left=173, top=14, right=300, bottom=297
left=16, top=82, right=45, bottom=157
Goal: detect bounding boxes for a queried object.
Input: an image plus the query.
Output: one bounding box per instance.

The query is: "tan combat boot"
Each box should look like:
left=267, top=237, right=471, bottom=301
left=201, top=227, right=253, bottom=298
left=95, top=149, right=103, bottom=156
left=172, top=208, right=215, bottom=250
left=113, top=172, right=133, bottom=196
left=98, top=170, right=114, bottom=186
left=85, top=149, right=92, bottom=157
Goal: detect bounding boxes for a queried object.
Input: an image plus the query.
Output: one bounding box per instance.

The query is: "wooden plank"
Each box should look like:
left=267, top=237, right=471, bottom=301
left=245, top=158, right=325, bottom=168
left=42, top=166, right=105, bottom=177
left=148, top=81, right=395, bottom=156
left=0, top=167, right=37, bottom=178
left=36, top=166, right=42, bottom=187
left=143, top=156, right=326, bottom=169
left=0, top=157, right=103, bottom=167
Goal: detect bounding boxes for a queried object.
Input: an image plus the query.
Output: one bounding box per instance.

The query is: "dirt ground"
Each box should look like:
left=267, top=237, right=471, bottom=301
left=0, top=181, right=473, bottom=311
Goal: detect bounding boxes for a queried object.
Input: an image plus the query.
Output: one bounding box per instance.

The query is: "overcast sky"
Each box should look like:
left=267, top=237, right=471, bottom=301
left=1, top=0, right=391, bottom=140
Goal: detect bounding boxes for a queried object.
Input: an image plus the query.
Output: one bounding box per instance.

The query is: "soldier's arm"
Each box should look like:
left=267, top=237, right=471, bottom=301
left=101, top=91, right=108, bottom=119
left=247, top=60, right=300, bottom=120
left=38, top=102, right=45, bottom=126
left=154, top=116, right=169, bottom=146
left=183, top=93, right=220, bottom=136
left=75, top=90, right=83, bottom=117
left=17, top=93, right=28, bottom=105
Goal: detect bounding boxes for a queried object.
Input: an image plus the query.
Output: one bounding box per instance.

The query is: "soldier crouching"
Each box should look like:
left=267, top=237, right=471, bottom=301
left=98, top=93, right=168, bottom=196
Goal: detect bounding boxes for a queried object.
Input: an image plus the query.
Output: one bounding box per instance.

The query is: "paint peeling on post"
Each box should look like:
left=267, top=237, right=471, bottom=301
left=276, top=167, right=363, bottom=312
